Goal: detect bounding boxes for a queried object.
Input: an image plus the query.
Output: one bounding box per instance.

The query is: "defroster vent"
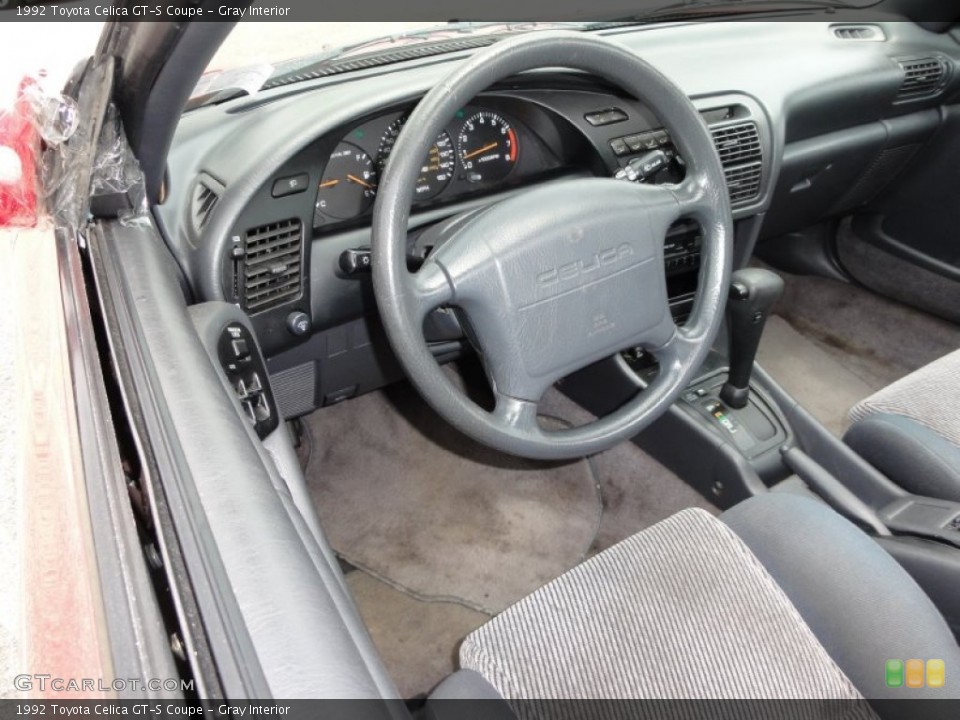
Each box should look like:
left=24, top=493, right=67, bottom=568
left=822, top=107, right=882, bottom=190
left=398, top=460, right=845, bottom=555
left=710, top=121, right=763, bottom=205
left=240, top=218, right=304, bottom=313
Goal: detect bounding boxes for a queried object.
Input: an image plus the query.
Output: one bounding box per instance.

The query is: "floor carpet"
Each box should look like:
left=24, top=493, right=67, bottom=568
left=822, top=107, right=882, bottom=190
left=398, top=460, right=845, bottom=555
left=758, top=316, right=876, bottom=437
left=304, top=382, right=603, bottom=615
left=302, top=374, right=716, bottom=697
left=345, top=571, right=489, bottom=699
left=773, top=271, right=960, bottom=389
left=759, top=270, right=960, bottom=436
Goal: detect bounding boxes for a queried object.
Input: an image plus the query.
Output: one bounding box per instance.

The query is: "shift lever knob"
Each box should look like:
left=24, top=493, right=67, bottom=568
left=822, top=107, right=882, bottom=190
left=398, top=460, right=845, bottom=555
left=719, top=268, right=784, bottom=409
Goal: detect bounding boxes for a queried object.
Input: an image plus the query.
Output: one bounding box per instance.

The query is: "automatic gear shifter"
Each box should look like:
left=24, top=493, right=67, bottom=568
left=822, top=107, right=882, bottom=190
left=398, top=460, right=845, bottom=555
left=719, top=268, right=785, bottom=409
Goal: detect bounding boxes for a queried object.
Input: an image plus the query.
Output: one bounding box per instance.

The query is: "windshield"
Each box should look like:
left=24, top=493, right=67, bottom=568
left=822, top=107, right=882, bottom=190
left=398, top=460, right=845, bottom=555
left=207, top=22, right=445, bottom=73
left=195, top=21, right=583, bottom=101
left=197, top=6, right=882, bottom=101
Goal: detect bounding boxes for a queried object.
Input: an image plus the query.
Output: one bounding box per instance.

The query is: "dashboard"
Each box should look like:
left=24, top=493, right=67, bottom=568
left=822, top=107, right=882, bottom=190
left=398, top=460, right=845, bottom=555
left=157, top=20, right=960, bottom=419
left=309, top=101, right=568, bottom=231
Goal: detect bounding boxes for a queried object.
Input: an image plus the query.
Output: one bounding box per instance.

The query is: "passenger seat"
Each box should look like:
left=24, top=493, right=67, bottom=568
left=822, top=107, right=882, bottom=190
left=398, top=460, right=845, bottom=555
left=845, top=349, right=960, bottom=502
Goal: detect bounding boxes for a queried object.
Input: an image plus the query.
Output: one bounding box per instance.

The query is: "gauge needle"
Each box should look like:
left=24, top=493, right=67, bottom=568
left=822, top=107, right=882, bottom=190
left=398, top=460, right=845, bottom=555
left=462, top=142, right=499, bottom=161
left=347, top=174, right=376, bottom=190
left=318, top=179, right=339, bottom=189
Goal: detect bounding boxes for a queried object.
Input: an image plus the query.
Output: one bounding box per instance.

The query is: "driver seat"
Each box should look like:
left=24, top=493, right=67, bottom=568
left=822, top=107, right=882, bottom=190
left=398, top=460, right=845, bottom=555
left=430, top=494, right=959, bottom=712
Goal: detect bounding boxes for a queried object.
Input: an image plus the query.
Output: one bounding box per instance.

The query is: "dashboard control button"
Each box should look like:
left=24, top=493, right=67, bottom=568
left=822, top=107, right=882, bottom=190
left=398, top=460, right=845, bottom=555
left=609, top=138, right=630, bottom=156
left=286, top=311, right=311, bottom=337
left=272, top=173, right=310, bottom=198
left=624, top=135, right=645, bottom=152
left=339, top=247, right=372, bottom=275
left=585, top=108, right=628, bottom=126
left=231, top=338, right=250, bottom=360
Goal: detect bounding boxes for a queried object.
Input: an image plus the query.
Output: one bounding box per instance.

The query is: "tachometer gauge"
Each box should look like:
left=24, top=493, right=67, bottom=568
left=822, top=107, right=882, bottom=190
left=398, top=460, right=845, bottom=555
left=315, top=142, right=377, bottom=220
left=457, top=111, right=518, bottom=183
left=378, top=118, right=455, bottom=201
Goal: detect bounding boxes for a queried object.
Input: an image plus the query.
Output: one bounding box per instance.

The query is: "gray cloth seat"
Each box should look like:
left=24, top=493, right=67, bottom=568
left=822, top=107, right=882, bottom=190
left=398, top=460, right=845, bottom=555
left=430, top=494, right=959, bottom=715
left=845, top=349, right=960, bottom=502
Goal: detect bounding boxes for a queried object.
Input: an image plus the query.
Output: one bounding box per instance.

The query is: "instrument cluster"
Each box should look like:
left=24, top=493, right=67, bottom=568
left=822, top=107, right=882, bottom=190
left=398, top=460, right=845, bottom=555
left=313, top=105, right=533, bottom=228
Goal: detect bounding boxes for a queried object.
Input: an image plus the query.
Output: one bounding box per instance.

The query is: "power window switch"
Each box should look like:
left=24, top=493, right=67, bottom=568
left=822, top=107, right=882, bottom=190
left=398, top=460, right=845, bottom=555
left=231, top=338, right=250, bottom=360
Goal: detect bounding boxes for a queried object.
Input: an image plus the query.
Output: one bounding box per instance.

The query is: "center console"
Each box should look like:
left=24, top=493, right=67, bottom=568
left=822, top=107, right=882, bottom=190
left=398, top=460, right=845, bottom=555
left=559, top=260, right=960, bottom=640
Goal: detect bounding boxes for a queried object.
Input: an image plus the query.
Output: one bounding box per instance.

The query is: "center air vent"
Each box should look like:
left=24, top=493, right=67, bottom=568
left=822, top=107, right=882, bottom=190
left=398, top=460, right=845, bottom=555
left=710, top=121, right=763, bottom=206
left=240, top=219, right=304, bottom=313
left=896, top=57, right=947, bottom=101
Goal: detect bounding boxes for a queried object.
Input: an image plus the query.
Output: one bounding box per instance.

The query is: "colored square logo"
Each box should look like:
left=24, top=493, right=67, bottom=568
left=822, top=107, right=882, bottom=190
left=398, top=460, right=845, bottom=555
left=905, top=659, right=925, bottom=688
left=886, top=659, right=945, bottom=688
left=927, top=660, right=945, bottom=689
left=885, top=659, right=904, bottom=688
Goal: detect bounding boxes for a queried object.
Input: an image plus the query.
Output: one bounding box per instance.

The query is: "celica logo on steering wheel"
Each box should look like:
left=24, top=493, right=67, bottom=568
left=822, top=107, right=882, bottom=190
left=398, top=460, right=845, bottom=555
left=537, top=243, right=636, bottom=288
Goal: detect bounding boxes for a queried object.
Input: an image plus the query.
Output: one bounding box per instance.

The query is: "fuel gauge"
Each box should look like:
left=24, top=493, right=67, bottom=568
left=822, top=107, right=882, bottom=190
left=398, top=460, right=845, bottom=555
left=315, top=142, right=378, bottom=220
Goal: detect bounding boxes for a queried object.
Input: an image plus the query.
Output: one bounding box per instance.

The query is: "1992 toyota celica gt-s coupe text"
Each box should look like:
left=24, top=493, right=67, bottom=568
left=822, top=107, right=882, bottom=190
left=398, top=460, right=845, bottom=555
left=9, top=0, right=960, bottom=715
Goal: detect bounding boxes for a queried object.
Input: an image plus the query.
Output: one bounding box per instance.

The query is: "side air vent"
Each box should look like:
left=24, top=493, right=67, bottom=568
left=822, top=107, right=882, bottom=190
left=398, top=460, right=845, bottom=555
left=833, top=25, right=885, bottom=41
left=896, top=57, right=947, bottom=101
left=710, top=121, right=763, bottom=205
left=241, top=218, right=304, bottom=313
left=191, top=175, right=224, bottom=233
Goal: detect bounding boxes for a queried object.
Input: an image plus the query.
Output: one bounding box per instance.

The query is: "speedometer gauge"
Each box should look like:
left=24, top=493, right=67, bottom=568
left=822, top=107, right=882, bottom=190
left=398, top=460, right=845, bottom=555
left=457, top=111, right=518, bottom=183
left=379, top=118, right=455, bottom=201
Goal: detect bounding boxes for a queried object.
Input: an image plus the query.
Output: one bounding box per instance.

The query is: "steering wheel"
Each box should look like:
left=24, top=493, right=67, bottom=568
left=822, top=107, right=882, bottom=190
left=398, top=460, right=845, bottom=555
left=372, top=32, right=732, bottom=460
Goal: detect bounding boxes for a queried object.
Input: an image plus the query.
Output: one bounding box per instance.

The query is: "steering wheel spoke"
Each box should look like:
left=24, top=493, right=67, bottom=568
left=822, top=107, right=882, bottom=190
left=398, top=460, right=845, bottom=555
left=408, top=259, right=455, bottom=319
left=672, top=170, right=719, bottom=223
left=492, top=391, right=541, bottom=436
left=649, top=324, right=700, bottom=375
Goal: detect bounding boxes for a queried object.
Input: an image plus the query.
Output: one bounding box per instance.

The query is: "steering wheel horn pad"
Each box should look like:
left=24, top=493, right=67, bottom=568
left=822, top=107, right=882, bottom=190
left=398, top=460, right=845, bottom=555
left=425, top=179, right=681, bottom=402
left=373, top=32, right=733, bottom=460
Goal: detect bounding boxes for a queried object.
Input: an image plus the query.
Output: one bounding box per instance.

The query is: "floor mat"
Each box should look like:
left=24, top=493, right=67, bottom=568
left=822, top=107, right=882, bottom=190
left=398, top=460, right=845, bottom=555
left=345, top=571, right=489, bottom=699
left=759, top=270, right=960, bottom=436
left=772, top=271, right=960, bottom=390
left=303, top=374, right=717, bottom=697
left=304, top=383, right=602, bottom=615
left=758, top=316, right=877, bottom=437
left=539, top=387, right=718, bottom=553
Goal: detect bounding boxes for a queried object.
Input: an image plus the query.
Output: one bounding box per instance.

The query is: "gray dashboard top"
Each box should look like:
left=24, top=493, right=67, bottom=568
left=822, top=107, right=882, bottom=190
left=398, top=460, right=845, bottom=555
left=157, top=20, right=960, bottom=301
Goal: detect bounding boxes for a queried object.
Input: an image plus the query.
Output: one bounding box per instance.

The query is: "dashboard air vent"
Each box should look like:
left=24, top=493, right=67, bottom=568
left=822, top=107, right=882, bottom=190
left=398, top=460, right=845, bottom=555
left=710, top=121, right=763, bottom=205
left=191, top=175, right=224, bottom=233
left=833, top=25, right=884, bottom=41
left=241, top=219, right=304, bottom=313
left=896, top=57, right=947, bottom=101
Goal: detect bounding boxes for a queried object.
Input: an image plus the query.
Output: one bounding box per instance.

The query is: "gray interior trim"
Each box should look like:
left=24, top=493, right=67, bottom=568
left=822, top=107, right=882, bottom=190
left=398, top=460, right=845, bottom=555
left=845, top=413, right=960, bottom=502
left=722, top=493, right=960, bottom=701
left=99, top=222, right=401, bottom=700
left=188, top=301, right=352, bottom=593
